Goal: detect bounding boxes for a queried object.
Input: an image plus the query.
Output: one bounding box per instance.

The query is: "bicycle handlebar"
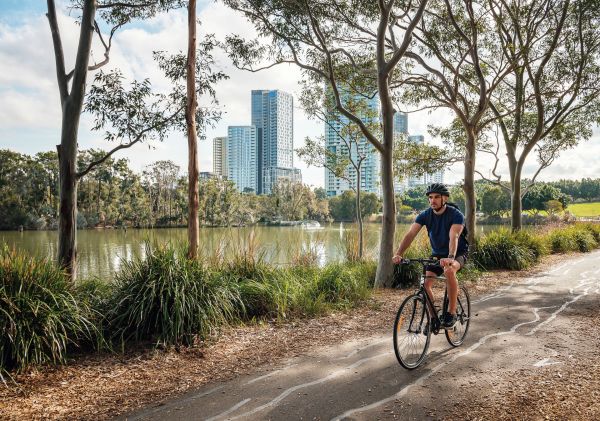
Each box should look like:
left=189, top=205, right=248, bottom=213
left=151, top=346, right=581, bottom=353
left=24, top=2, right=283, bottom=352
left=398, top=257, right=441, bottom=266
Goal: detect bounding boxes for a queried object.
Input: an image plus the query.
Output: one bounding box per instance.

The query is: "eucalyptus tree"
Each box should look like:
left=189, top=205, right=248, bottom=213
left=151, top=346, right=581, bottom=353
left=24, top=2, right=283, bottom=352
left=485, top=0, right=600, bottom=230
left=46, top=0, right=186, bottom=278
left=297, top=90, right=380, bottom=259
left=224, top=0, right=429, bottom=287
left=186, top=0, right=199, bottom=258
left=397, top=0, right=514, bottom=245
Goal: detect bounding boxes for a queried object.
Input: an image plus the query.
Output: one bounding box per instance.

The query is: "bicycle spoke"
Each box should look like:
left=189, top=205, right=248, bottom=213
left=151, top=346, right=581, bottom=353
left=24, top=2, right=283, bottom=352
left=394, top=295, right=431, bottom=369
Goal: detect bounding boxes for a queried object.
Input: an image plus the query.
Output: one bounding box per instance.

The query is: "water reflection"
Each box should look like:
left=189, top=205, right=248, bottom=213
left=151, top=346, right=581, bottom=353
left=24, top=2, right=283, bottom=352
left=0, top=223, right=503, bottom=281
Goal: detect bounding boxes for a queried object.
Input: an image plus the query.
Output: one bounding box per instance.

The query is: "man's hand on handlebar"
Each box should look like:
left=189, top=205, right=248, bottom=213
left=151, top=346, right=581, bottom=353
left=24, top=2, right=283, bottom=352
left=392, top=254, right=403, bottom=264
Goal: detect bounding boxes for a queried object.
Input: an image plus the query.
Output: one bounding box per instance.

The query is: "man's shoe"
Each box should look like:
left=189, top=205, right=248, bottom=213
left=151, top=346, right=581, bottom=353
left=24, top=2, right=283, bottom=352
left=442, top=312, right=458, bottom=329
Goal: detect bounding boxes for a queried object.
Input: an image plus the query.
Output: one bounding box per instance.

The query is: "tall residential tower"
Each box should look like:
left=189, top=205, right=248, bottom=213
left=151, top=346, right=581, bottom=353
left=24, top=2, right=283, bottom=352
left=212, top=136, right=227, bottom=177
left=226, top=126, right=258, bottom=193
left=251, top=90, right=299, bottom=194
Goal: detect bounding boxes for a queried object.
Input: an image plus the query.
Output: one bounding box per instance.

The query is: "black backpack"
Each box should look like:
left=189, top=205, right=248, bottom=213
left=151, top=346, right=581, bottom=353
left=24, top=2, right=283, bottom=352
left=426, top=202, right=469, bottom=247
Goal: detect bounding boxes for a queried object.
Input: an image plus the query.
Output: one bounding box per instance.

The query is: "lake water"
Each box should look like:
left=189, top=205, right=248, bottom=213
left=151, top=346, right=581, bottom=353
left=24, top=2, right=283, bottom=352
left=0, top=223, right=503, bottom=280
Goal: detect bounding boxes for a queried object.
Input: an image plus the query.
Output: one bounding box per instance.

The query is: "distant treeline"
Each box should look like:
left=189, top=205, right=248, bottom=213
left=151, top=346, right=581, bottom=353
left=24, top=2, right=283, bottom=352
left=1, top=149, right=598, bottom=231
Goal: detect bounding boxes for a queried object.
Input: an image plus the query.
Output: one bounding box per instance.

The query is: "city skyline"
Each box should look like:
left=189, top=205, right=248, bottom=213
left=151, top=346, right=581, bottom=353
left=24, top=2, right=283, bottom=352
left=1, top=2, right=599, bottom=189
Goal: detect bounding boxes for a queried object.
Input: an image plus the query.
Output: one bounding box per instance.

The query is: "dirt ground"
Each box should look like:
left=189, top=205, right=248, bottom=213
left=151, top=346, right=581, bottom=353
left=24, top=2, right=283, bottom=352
left=1, top=253, right=597, bottom=421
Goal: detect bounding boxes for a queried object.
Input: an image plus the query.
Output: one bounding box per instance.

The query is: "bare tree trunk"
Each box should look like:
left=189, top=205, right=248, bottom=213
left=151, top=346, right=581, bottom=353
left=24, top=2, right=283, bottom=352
left=186, top=0, right=199, bottom=259
left=463, top=128, right=477, bottom=247
left=376, top=148, right=396, bottom=287
left=48, top=0, right=96, bottom=279
left=510, top=162, right=525, bottom=231
left=57, top=134, right=78, bottom=279
left=355, top=174, right=363, bottom=260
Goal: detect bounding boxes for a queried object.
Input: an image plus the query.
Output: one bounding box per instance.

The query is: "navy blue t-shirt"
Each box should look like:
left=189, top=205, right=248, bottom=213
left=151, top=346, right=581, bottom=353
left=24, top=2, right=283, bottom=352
left=415, top=206, right=468, bottom=256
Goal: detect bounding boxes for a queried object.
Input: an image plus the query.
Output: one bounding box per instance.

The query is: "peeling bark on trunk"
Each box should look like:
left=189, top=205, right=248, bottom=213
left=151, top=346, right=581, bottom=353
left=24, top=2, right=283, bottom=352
left=463, top=128, right=477, bottom=248
left=186, top=0, right=200, bottom=259
left=355, top=175, right=363, bottom=260
left=49, top=0, right=96, bottom=280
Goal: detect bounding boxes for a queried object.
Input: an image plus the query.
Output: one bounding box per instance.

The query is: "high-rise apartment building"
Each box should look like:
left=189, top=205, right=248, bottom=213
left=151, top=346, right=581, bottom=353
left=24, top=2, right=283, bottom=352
left=394, top=112, right=408, bottom=135
left=226, top=126, right=258, bottom=193
left=251, top=90, right=295, bottom=194
left=325, top=98, right=406, bottom=197
left=404, top=135, right=445, bottom=188
left=212, top=136, right=227, bottom=177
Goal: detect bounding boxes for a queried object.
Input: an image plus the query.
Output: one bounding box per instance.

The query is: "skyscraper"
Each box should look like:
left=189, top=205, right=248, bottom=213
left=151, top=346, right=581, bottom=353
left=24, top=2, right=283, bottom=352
left=251, top=90, right=295, bottom=194
left=394, top=112, right=408, bottom=135
left=325, top=99, right=406, bottom=197
left=405, top=135, right=445, bottom=188
left=226, top=126, right=258, bottom=193
left=212, top=136, right=227, bottom=177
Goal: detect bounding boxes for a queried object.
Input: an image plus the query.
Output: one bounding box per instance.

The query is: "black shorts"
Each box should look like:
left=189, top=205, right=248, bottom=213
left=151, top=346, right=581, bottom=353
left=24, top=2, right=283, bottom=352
left=426, top=254, right=467, bottom=277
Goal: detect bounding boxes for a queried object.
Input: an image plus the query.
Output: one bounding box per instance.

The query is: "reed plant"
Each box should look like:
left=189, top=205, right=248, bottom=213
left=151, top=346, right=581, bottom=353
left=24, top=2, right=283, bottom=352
left=0, top=247, right=98, bottom=374
left=581, top=222, right=600, bottom=242
left=474, top=228, right=536, bottom=270
left=108, top=243, right=242, bottom=347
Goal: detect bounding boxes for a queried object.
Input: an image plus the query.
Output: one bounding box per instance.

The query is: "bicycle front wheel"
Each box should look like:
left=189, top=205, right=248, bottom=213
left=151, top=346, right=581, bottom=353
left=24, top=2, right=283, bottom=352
left=445, top=285, right=471, bottom=346
left=393, top=294, right=431, bottom=369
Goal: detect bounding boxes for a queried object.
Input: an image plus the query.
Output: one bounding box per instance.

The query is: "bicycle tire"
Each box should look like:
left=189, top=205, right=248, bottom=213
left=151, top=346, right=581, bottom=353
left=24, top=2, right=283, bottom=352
left=393, top=294, right=431, bottom=369
left=445, top=285, right=471, bottom=346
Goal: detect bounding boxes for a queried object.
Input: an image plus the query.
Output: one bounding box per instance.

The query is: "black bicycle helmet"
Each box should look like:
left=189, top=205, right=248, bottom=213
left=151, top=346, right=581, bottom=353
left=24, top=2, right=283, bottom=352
left=425, top=183, right=450, bottom=197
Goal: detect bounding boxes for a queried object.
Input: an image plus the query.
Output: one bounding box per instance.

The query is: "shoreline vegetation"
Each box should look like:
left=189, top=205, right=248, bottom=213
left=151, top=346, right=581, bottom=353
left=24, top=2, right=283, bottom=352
left=2, top=222, right=600, bottom=386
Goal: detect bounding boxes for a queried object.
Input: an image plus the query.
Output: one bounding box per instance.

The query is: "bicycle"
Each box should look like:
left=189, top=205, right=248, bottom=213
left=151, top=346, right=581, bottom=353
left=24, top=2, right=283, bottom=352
left=393, top=258, right=471, bottom=369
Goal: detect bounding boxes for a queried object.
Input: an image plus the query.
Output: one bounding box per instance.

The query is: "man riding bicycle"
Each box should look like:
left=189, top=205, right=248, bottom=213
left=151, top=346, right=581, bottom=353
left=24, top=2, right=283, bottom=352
left=392, top=183, right=468, bottom=329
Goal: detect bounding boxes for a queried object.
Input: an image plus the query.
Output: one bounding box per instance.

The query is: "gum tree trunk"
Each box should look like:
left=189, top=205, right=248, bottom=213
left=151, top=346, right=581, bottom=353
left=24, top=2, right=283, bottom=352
left=186, top=0, right=200, bottom=259
left=48, top=0, right=96, bottom=279
left=463, top=127, right=477, bottom=247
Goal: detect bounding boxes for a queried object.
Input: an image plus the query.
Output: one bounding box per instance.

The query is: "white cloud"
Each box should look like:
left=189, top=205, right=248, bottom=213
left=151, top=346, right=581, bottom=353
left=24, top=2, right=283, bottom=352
left=0, top=2, right=598, bottom=189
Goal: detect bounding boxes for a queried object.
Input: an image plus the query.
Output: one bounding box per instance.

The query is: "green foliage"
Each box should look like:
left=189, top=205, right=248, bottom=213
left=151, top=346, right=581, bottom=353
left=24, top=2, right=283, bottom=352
left=474, top=228, right=537, bottom=270
left=329, top=190, right=380, bottom=221
left=547, top=226, right=598, bottom=253
left=523, top=183, right=570, bottom=214
left=480, top=186, right=511, bottom=216
left=0, top=248, right=98, bottom=373
left=107, top=244, right=242, bottom=346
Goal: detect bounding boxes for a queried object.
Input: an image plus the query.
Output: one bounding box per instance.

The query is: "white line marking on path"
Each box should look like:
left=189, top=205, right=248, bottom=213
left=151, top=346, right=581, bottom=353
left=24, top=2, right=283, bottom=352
left=330, top=308, right=547, bottom=421
left=205, top=399, right=251, bottom=421
left=219, top=351, right=392, bottom=421
left=526, top=287, right=591, bottom=336
left=534, top=358, right=562, bottom=367
left=244, top=364, right=297, bottom=385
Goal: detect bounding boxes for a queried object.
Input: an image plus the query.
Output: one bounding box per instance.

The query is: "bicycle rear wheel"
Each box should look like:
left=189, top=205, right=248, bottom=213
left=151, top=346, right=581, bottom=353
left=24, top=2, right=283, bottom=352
left=393, top=294, right=431, bottom=369
left=445, top=285, right=471, bottom=346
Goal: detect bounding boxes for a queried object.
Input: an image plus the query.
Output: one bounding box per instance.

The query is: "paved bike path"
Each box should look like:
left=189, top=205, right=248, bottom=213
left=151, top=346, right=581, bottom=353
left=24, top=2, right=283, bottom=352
left=122, top=250, right=600, bottom=421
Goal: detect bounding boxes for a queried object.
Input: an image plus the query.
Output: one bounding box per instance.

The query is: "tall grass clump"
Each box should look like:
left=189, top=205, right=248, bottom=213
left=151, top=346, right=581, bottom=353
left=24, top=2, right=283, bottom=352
left=474, top=228, right=536, bottom=270
left=310, top=263, right=370, bottom=306
left=0, top=248, right=98, bottom=374
left=513, top=229, right=550, bottom=260
left=108, top=244, right=241, bottom=347
left=546, top=225, right=597, bottom=253
left=581, top=222, right=600, bottom=243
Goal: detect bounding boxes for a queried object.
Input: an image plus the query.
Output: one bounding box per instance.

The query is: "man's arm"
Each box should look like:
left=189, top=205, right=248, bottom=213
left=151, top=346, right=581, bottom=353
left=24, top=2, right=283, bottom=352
left=394, top=223, right=423, bottom=259
left=447, top=223, right=463, bottom=258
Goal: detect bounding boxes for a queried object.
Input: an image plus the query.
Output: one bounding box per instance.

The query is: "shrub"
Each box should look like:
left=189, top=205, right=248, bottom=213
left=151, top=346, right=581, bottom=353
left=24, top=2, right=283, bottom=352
left=312, top=263, right=370, bottom=305
left=0, top=248, right=98, bottom=373
left=572, top=228, right=598, bottom=252
left=547, top=228, right=579, bottom=253
left=107, top=244, right=241, bottom=347
left=581, top=223, right=600, bottom=243
left=474, top=228, right=536, bottom=270
left=513, top=230, right=549, bottom=260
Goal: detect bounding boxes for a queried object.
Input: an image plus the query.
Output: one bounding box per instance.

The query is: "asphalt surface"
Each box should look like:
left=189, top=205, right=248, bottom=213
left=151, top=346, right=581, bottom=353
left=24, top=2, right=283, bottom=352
left=122, top=250, right=600, bottom=421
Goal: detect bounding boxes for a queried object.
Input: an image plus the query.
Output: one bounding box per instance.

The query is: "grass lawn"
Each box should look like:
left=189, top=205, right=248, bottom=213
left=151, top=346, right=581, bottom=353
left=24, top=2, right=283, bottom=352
left=566, top=202, right=600, bottom=217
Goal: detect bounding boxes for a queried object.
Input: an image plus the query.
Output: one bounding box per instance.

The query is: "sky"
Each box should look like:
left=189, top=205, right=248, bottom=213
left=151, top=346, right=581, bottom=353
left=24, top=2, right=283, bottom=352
left=1, top=1, right=599, bottom=189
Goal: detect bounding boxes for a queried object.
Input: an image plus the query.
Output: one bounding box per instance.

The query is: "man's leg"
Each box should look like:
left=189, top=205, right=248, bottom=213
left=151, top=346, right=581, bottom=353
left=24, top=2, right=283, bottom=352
left=424, top=271, right=438, bottom=316
left=444, top=261, right=461, bottom=314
